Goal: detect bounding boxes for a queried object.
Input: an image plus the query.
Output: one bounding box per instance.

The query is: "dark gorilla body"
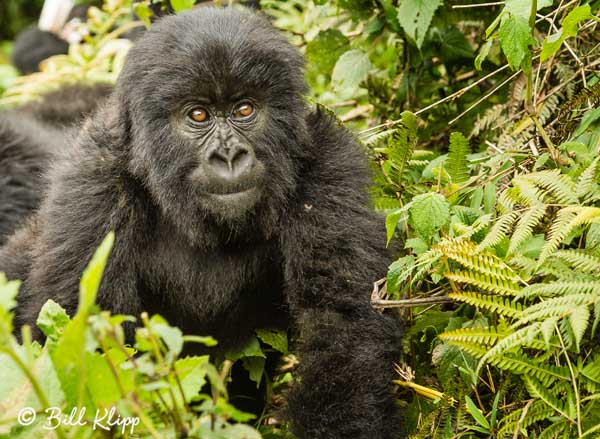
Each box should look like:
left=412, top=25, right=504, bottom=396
left=0, top=8, right=403, bottom=438
left=0, top=84, right=111, bottom=245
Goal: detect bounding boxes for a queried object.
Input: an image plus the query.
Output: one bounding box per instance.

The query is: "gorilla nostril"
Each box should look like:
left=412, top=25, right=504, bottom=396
left=207, top=146, right=254, bottom=180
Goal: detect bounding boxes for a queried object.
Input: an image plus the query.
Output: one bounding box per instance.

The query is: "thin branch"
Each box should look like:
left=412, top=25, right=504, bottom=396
left=372, top=296, right=454, bottom=309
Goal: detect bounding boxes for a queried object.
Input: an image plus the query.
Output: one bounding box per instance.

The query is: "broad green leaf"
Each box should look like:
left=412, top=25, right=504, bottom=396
left=306, top=30, right=350, bottom=77
left=175, top=355, right=210, bottom=402
left=170, top=0, right=195, bottom=12
left=332, top=49, right=371, bottom=91
left=499, top=15, right=535, bottom=70
left=256, top=328, right=288, bottom=354
left=409, top=193, right=450, bottom=239
left=397, top=0, right=443, bottom=49
left=226, top=336, right=265, bottom=362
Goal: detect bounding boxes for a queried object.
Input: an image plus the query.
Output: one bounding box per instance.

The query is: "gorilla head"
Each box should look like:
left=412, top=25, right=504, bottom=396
left=114, top=8, right=309, bottom=239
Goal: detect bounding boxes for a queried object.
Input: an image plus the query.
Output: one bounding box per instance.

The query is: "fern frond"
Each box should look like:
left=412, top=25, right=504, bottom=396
left=446, top=271, right=521, bottom=296
left=488, top=353, right=570, bottom=385
left=517, top=294, right=597, bottom=325
left=520, top=170, right=577, bottom=204
left=576, top=157, right=600, bottom=200
left=441, top=240, right=520, bottom=282
left=438, top=326, right=506, bottom=346
left=497, top=400, right=555, bottom=438
left=479, top=323, right=541, bottom=365
left=440, top=340, right=488, bottom=358
left=387, top=111, right=419, bottom=183
left=537, top=420, right=569, bottom=439
left=476, top=212, right=518, bottom=251
left=523, top=376, right=572, bottom=420
left=446, top=132, right=470, bottom=184
left=540, top=206, right=600, bottom=263
left=552, top=250, right=600, bottom=274
left=507, top=205, right=547, bottom=255
left=517, top=281, right=600, bottom=298
left=511, top=179, right=547, bottom=206
left=448, top=292, right=523, bottom=317
left=362, top=128, right=396, bottom=146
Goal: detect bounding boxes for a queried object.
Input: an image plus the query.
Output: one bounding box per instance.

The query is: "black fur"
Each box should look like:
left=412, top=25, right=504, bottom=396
left=0, top=8, right=402, bottom=438
left=0, top=84, right=111, bottom=245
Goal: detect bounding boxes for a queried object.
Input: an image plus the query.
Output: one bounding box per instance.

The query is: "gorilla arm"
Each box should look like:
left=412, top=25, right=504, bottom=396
left=281, top=110, right=402, bottom=439
left=2, top=115, right=144, bottom=339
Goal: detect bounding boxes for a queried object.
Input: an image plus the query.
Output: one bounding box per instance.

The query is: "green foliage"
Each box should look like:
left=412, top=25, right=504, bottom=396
left=0, top=234, right=279, bottom=438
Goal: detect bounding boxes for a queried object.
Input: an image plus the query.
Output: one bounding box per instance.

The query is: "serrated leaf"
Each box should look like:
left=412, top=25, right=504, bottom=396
left=499, top=15, right=535, bottom=70
left=409, top=193, right=450, bottom=239
left=397, top=0, right=443, bottom=49
left=256, top=328, right=288, bottom=354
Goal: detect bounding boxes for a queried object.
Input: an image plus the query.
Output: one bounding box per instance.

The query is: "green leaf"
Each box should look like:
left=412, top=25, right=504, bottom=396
left=499, top=15, right=535, bottom=70
left=242, top=356, right=265, bottom=388
left=409, top=193, right=450, bottom=239
left=465, top=395, right=491, bottom=430
left=504, top=0, right=553, bottom=19
left=332, top=49, right=371, bottom=91
left=574, top=107, right=600, bottom=137
left=541, top=5, right=591, bottom=61
left=36, top=300, right=70, bottom=341
left=387, top=255, right=416, bottom=294
left=256, top=328, right=288, bottom=354
left=397, top=0, right=443, bottom=49
left=446, top=132, right=470, bottom=183
left=79, top=232, right=115, bottom=313
left=175, top=355, right=210, bottom=402
left=133, top=2, right=152, bottom=29
left=475, top=39, right=493, bottom=70
left=226, top=336, right=265, bottom=362
left=306, top=30, right=350, bottom=77
left=385, top=207, right=407, bottom=246
left=569, top=306, right=590, bottom=351
left=170, top=0, right=195, bottom=12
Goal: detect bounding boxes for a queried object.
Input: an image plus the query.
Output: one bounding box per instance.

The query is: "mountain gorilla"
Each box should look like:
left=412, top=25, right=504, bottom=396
left=0, top=7, right=402, bottom=439
left=0, top=84, right=111, bottom=245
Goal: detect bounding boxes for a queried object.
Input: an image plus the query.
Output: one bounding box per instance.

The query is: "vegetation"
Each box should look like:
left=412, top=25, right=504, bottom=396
left=2, top=0, right=600, bottom=437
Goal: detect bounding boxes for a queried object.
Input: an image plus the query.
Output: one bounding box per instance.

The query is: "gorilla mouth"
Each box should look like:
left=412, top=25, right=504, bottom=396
left=207, top=186, right=259, bottom=199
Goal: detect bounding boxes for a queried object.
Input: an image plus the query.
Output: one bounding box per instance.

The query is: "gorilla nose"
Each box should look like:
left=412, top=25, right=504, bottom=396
left=206, top=144, right=254, bottom=181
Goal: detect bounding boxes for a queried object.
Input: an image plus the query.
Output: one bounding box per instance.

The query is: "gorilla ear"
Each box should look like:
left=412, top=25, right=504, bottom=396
left=87, top=92, right=131, bottom=149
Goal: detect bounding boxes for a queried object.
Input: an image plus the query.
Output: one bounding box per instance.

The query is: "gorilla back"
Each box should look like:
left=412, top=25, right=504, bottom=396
left=0, top=7, right=403, bottom=439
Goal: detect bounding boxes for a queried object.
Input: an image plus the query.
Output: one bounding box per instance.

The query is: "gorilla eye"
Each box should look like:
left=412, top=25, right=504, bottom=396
left=189, top=107, right=209, bottom=123
left=232, top=102, right=255, bottom=120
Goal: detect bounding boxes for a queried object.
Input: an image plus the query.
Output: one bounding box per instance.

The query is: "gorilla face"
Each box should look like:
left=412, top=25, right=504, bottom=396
left=115, top=7, right=309, bottom=232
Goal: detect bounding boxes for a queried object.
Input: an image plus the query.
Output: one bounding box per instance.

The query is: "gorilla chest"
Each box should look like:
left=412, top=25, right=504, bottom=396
left=139, top=237, right=286, bottom=331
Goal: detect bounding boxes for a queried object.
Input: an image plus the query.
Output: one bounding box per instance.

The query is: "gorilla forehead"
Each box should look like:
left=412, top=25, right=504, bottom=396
left=118, top=7, right=307, bottom=107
